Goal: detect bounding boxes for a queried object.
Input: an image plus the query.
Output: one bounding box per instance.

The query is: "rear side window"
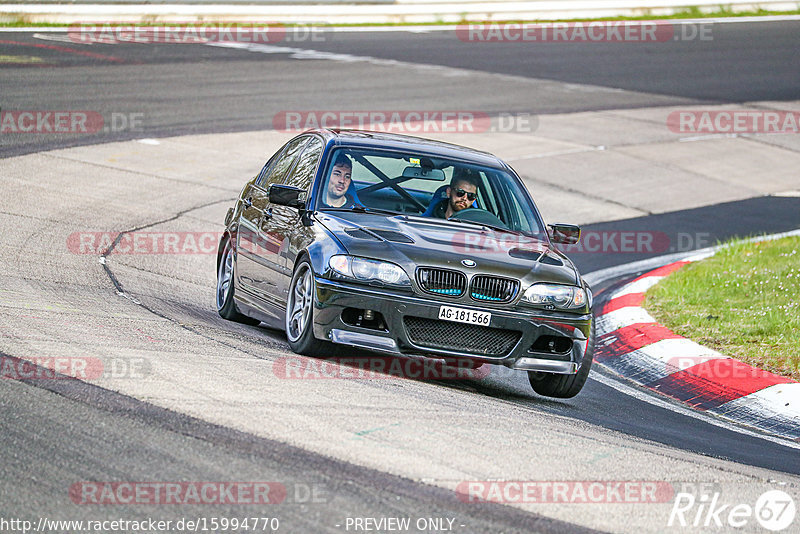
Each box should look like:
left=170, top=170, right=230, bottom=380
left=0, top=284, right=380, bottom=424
left=259, top=136, right=309, bottom=188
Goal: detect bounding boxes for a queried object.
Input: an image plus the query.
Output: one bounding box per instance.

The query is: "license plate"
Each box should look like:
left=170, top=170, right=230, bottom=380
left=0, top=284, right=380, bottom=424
left=437, top=306, right=491, bottom=326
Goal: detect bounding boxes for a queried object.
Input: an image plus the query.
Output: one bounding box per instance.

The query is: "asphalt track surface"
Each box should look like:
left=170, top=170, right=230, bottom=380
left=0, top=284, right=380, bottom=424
left=1, top=21, right=800, bottom=533
left=2, top=19, right=799, bottom=157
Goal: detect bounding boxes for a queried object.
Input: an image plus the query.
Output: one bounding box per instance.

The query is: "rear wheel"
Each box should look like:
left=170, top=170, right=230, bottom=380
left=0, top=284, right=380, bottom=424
left=286, top=260, right=330, bottom=356
left=216, top=238, right=260, bottom=326
left=528, top=321, right=594, bottom=399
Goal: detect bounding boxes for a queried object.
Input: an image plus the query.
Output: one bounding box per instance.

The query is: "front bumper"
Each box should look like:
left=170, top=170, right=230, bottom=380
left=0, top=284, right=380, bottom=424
left=313, top=277, right=592, bottom=373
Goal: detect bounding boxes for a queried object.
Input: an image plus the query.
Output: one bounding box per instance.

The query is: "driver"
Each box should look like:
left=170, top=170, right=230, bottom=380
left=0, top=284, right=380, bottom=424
left=431, top=169, right=480, bottom=219
left=321, top=154, right=358, bottom=208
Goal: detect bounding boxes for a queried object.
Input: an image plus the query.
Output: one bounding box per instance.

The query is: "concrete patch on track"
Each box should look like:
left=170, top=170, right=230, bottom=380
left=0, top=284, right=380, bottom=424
left=2, top=105, right=800, bottom=532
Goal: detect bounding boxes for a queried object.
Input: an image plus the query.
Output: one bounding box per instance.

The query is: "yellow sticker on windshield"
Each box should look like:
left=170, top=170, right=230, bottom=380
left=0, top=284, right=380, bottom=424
left=409, top=158, right=420, bottom=165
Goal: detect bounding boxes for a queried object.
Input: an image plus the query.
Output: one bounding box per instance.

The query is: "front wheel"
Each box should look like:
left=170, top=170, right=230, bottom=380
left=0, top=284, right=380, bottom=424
left=285, top=260, right=330, bottom=356
left=216, top=238, right=260, bottom=326
left=528, top=321, right=594, bottom=399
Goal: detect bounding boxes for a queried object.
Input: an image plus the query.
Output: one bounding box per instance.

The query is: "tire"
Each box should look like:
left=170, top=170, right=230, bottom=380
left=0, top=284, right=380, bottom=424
left=216, top=237, right=260, bottom=326
left=285, top=259, right=330, bottom=356
left=528, top=321, right=595, bottom=399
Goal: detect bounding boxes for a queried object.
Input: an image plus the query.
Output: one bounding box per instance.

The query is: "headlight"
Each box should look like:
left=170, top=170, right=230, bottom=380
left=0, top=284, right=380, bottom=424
left=328, top=255, right=411, bottom=287
left=522, top=283, right=587, bottom=310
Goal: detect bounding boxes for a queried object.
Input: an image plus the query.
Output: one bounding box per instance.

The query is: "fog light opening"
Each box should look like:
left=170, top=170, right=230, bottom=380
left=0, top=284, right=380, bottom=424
left=530, top=335, right=573, bottom=354
left=341, top=308, right=387, bottom=331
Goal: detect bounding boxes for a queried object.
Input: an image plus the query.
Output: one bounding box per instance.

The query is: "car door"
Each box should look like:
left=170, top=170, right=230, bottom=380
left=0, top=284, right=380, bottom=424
left=236, top=136, right=310, bottom=310
left=262, top=135, right=325, bottom=309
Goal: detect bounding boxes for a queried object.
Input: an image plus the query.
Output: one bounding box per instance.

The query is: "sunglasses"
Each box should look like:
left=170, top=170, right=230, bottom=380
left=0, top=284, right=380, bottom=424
left=454, top=188, right=477, bottom=201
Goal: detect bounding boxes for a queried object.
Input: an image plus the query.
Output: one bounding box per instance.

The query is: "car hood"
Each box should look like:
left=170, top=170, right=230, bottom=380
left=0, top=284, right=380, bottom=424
left=315, top=211, right=580, bottom=286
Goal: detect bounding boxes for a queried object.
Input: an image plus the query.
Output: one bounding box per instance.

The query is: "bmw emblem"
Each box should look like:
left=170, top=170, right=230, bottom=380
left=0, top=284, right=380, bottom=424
left=461, top=259, right=477, bottom=268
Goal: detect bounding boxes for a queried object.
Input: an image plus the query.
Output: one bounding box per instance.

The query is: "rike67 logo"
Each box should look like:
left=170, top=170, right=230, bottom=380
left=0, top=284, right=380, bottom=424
left=669, top=487, right=796, bottom=531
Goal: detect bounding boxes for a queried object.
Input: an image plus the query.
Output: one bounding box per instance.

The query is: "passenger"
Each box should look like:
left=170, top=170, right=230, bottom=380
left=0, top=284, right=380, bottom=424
left=431, top=169, right=481, bottom=219
left=321, top=154, right=358, bottom=208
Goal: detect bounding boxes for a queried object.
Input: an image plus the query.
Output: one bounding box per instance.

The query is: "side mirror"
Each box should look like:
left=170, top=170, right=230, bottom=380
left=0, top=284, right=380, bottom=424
left=548, top=223, right=581, bottom=245
left=268, top=184, right=306, bottom=209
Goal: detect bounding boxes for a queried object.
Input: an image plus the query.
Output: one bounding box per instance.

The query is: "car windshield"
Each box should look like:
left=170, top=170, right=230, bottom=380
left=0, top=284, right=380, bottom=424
left=316, top=147, right=545, bottom=237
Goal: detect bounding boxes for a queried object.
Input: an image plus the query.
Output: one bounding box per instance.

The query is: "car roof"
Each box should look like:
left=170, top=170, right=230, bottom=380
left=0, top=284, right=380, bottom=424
left=306, top=129, right=507, bottom=169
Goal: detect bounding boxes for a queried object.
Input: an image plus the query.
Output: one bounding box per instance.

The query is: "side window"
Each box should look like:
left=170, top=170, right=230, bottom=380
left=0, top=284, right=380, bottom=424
left=261, top=136, right=309, bottom=188
left=285, top=137, right=324, bottom=191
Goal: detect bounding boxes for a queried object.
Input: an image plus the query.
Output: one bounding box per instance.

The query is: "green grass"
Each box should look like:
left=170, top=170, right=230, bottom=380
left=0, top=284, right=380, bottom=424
left=1, top=7, right=800, bottom=28
left=644, top=236, right=800, bottom=381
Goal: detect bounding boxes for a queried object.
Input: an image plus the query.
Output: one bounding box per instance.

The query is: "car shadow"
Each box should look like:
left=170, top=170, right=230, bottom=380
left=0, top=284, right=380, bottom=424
left=259, top=332, right=580, bottom=407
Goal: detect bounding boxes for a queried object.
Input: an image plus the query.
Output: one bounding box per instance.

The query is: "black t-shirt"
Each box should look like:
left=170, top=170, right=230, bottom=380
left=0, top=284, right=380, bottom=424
left=431, top=199, right=449, bottom=218
left=320, top=193, right=357, bottom=209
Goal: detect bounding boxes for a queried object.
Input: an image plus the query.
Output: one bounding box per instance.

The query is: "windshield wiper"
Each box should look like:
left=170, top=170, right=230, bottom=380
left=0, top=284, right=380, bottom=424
left=319, top=206, right=403, bottom=216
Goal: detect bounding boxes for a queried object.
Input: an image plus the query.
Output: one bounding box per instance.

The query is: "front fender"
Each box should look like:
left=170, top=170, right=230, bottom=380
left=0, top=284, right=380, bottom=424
left=301, top=233, right=347, bottom=278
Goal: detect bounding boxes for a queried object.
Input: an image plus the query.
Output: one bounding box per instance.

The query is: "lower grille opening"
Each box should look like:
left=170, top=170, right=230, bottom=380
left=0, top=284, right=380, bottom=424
left=403, top=316, right=521, bottom=357
left=341, top=308, right=387, bottom=331
left=529, top=335, right=573, bottom=354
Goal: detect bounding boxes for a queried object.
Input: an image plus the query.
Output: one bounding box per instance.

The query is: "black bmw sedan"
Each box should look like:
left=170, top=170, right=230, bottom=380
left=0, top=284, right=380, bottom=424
left=216, top=129, right=594, bottom=398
